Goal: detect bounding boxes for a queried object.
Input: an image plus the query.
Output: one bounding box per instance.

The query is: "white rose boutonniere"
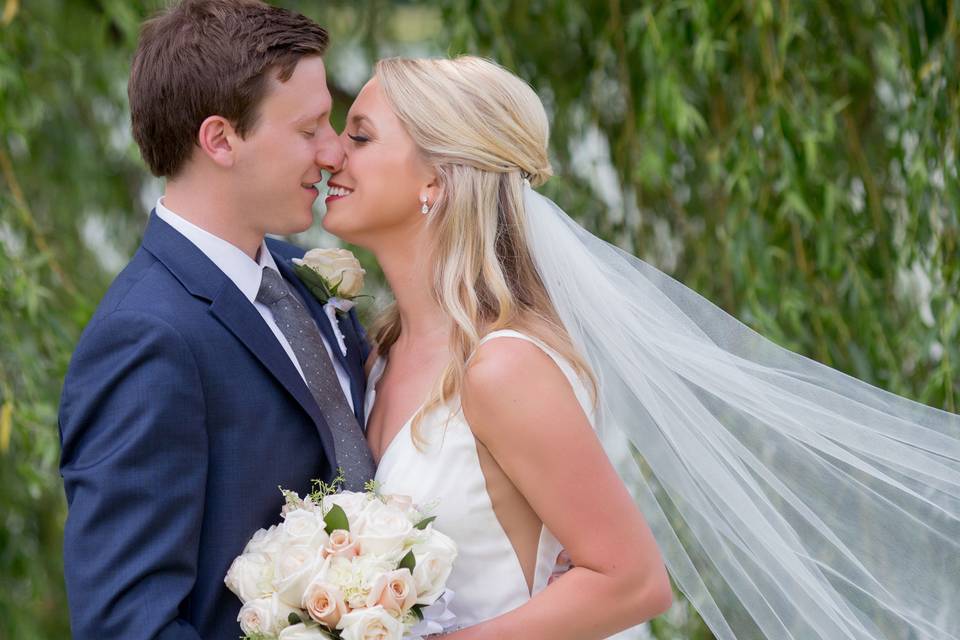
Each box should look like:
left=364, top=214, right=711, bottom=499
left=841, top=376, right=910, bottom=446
left=292, top=248, right=366, bottom=313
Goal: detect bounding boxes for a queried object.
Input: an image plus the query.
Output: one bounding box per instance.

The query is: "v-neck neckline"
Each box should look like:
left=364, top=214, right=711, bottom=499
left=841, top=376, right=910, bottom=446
left=367, top=356, right=428, bottom=466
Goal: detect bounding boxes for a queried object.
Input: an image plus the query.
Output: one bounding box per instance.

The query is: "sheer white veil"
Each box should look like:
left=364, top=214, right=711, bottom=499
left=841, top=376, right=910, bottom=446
left=521, top=181, right=960, bottom=639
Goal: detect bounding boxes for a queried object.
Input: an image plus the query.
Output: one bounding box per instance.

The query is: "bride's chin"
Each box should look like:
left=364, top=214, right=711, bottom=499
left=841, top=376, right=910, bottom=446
left=321, top=214, right=362, bottom=246
left=320, top=210, right=343, bottom=234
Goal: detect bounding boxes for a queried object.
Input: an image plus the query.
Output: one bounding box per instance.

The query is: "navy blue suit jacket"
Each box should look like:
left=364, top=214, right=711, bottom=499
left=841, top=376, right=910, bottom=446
left=59, top=213, right=371, bottom=639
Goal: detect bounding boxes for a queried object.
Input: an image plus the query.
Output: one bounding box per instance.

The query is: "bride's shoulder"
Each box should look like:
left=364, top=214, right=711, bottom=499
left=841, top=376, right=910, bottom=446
left=468, top=330, right=555, bottom=379
left=470, top=321, right=559, bottom=373
left=463, top=327, right=577, bottom=437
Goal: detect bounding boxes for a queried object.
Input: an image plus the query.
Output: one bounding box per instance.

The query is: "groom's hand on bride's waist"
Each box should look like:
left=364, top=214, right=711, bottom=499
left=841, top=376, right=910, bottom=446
left=549, top=549, right=573, bottom=584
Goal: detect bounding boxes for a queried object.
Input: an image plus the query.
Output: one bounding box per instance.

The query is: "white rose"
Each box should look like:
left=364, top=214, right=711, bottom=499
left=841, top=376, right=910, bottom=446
left=283, top=508, right=330, bottom=550
left=243, top=524, right=287, bottom=556
left=409, top=531, right=458, bottom=604
left=356, top=499, right=414, bottom=557
left=273, top=544, right=324, bottom=607
left=403, top=523, right=433, bottom=547
left=278, top=622, right=333, bottom=639
left=225, top=551, right=274, bottom=603
left=323, top=491, right=371, bottom=522
left=382, top=494, right=424, bottom=526
left=382, top=494, right=413, bottom=513
left=337, top=605, right=404, bottom=640
left=301, top=495, right=324, bottom=514
left=295, top=248, right=365, bottom=298
left=237, top=593, right=300, bottom=636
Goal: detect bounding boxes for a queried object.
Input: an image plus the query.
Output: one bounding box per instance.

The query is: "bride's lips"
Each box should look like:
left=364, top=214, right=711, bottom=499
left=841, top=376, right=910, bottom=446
left=325, top=181, right=354, bottom=205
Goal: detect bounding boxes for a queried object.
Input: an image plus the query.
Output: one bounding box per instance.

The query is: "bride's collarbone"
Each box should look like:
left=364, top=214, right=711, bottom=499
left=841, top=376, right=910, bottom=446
left=367, top=351, right=446, bottom=459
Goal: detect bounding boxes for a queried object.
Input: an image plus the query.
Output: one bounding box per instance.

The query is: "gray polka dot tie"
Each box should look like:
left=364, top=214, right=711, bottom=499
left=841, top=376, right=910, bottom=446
left=256, top=266, right=375, bottom=491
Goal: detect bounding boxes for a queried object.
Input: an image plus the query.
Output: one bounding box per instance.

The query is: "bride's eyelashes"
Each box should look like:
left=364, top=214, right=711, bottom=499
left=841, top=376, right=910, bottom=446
left=347, top=132, right=371, bottom=145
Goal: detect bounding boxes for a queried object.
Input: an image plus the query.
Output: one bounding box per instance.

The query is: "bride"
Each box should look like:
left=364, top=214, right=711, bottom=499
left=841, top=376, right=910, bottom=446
left=321, top=56, right=960, bottom=639
left=323, top=56, right=671, bottom=637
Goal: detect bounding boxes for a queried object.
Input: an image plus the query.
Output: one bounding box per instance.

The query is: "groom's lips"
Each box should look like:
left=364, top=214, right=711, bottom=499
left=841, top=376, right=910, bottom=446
left=301, top=180, right=321, bottom=198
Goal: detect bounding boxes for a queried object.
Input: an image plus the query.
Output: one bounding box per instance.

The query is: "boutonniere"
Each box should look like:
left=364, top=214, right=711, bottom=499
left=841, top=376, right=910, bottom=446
left=292, top=248, right=366, bottom=314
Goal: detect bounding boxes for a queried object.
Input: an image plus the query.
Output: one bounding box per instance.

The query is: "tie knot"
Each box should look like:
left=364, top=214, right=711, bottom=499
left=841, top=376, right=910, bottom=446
left=256, top=266, right=289, bottom=306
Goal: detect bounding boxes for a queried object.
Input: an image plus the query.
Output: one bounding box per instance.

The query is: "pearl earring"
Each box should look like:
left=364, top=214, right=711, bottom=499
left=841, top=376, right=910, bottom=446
left=420, top=195, right=429, bottom=215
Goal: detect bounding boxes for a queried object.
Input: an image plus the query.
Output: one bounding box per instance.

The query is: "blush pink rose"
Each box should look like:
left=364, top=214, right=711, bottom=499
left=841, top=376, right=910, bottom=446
left=365, top=569, right=416, bottom=616
left=324, top=529, right=360, bottom=559
left=302, top=579, right=347, bottom=628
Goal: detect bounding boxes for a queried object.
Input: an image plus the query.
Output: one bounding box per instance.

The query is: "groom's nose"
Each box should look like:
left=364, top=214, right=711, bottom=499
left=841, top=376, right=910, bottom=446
left=315, top=124, right=346, bottom=173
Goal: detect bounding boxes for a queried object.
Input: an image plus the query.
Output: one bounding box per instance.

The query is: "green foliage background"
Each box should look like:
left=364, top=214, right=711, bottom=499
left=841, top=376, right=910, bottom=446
left=0, top=1, right=956, bottom=638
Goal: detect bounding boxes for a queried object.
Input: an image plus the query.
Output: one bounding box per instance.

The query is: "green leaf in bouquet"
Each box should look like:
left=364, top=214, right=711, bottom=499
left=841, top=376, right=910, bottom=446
left=413, top=515, right=436, bottom=530
left=410, top=604, right=425, bottom=621
left=288, top=612, right=303, bottom=625
left=398, top=549, right=416, bottom=572
left=318, top=625, right=342, bottom=639
left=323, top=503, right=350, bottom=534
left=293, top=263, right=333, bottom=301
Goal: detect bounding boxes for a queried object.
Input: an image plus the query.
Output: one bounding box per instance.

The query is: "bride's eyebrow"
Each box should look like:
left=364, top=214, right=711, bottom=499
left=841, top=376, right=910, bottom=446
left=348, top=114, right=376, bottom=132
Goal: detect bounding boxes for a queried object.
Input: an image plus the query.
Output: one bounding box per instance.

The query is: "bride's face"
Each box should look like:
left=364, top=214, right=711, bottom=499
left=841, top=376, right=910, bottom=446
left=322, top=77, right=435, bottom=249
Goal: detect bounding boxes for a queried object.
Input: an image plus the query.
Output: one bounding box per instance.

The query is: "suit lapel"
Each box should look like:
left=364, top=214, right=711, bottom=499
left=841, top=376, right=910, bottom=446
left=336, top=311, right=369, bottom=426
left=141, top=212, right=338, bottom=466
left=274, top=255, right=368, bottom=426
left=337, top=313, right=368, bottom=411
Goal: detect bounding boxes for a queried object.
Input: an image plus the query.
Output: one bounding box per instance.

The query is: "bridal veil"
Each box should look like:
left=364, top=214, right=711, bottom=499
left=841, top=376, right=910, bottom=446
left=521, top=182, right=960, bottom=640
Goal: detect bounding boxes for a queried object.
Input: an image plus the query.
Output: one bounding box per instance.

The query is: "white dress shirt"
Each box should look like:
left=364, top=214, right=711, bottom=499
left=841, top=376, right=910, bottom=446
left=155, top=198, right=355, bottom=411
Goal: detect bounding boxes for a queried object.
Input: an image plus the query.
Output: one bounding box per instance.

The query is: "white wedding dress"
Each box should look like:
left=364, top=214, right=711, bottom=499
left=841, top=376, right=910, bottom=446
left=368, top=329, right=595, bottom=629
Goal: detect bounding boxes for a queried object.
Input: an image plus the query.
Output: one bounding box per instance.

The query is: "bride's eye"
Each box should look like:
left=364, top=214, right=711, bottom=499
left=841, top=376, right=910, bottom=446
left=348, top=133, right=370, bottom=145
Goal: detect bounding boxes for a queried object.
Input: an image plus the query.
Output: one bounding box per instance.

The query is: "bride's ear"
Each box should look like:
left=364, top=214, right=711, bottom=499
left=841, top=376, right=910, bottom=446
left=197, top=115, right=238, bottom=168
left=423, top=174, right=443, bottom=210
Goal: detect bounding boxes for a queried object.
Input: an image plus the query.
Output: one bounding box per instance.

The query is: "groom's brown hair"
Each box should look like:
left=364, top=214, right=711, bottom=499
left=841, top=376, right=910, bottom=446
left=129, top=0, right=329, bottom=177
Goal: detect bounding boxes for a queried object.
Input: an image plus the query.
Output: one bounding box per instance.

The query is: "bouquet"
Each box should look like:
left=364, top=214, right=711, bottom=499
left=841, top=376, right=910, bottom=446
left=225, top=476, right=458, bottom=639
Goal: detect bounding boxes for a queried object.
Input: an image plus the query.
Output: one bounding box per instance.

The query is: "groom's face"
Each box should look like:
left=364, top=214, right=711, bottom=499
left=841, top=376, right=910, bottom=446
left=230, top=56, right=343, bottom=237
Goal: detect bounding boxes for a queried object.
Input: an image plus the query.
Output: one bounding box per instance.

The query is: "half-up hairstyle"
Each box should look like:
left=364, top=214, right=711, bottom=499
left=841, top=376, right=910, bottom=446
left=372, top=56, right=597, bottom=443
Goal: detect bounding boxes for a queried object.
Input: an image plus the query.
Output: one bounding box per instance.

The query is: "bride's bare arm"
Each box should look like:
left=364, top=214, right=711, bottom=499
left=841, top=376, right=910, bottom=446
left=446, top=337, right=672, bottom=639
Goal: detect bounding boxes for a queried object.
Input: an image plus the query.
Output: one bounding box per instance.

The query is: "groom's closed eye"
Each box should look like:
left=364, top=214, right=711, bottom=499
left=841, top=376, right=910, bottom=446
left=294, top=110, right=331, bottom=137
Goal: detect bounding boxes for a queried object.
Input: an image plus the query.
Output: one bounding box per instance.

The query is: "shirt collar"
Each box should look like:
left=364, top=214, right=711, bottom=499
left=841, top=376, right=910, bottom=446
left=155, top=197, right=279, bottom=304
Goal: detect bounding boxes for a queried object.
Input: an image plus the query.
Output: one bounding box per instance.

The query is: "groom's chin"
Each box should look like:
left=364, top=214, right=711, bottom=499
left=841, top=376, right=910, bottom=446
left=270, top=210, right=316, bottom=237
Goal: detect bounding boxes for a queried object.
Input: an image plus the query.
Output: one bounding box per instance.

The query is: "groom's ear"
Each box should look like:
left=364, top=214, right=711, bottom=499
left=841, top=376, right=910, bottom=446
left=197, top=115, right=238, bottom=168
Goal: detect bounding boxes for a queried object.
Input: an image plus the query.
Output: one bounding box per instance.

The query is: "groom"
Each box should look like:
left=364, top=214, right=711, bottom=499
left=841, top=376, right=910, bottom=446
left=58, top=1, right=374, bottom=638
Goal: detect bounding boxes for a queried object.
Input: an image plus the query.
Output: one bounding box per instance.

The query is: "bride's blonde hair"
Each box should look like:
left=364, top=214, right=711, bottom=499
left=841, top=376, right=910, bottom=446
left=372, top=56, right=596, bottom=441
